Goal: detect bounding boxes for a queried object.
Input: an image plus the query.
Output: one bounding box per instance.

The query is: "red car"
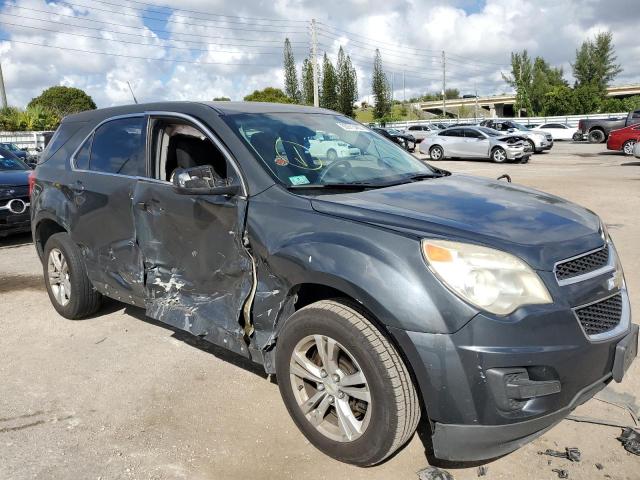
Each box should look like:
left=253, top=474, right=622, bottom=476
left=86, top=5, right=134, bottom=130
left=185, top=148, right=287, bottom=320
left=606, top=124, right=640, bottom=155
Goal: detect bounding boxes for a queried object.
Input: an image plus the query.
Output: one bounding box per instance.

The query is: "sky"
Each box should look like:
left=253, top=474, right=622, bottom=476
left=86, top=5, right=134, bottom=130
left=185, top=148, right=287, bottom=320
left=0, top=0, right=638, bottom=108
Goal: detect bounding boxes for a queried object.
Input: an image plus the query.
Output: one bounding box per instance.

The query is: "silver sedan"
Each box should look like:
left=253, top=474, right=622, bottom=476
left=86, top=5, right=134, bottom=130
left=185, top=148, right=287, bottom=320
left=419, top=126, right=531, bottom=163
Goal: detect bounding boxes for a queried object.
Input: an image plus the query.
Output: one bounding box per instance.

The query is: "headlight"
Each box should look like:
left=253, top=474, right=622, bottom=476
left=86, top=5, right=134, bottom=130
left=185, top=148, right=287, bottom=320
left=421, top=239, right=552, bottom=315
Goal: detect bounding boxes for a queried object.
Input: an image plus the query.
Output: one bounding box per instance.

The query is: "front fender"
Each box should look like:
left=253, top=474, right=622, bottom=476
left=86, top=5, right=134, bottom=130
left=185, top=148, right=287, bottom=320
left=246, top=186, right=478, bottom=350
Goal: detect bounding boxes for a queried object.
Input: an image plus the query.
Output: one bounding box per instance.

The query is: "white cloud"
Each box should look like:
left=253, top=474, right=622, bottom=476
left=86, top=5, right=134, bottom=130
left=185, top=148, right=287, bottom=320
left=0, top=0, right=638, bottom=108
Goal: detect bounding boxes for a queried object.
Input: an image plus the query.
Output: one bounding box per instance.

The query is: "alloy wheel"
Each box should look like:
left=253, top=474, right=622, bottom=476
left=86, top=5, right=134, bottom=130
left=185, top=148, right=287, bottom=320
left=623, top=140, right=636, bottom=155
left=493, top=148, right=506, bottom=162
left=289, top=334, right=372, bottom=442
left=47, top=248, right=71, bottom=306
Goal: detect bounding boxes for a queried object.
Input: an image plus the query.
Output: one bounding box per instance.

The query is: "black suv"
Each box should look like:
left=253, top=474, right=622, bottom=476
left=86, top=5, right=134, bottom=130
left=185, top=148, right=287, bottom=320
left=31, top=102, right=637, bottom=466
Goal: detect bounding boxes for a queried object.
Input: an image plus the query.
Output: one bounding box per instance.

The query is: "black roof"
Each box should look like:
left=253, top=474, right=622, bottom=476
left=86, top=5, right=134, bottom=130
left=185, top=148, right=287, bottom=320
left=63, top=101, right=336, bottom=123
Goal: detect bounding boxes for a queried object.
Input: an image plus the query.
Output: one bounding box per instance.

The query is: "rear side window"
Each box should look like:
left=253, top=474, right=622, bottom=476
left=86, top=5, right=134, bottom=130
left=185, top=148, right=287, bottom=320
left=90, top=117, right=146, bottom=176
left=38, top=121, right=86, bottom=165
left=74, top=134, right=93, bottom=170
left=463, top=129, right=483, bottom=139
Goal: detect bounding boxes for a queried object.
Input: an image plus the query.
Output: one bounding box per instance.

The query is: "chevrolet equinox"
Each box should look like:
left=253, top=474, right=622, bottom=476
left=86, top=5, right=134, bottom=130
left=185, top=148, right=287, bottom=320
left=31, top=102, right=637, bottom=466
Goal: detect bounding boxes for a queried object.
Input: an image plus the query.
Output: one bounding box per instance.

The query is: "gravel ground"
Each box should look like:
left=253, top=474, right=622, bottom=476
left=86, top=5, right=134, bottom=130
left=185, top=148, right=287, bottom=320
left=1, top=141, right=639, bottom=480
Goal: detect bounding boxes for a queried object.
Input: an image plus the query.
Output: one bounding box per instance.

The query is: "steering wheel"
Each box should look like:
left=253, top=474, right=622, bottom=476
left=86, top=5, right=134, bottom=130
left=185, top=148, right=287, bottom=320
left=318, top=158, right=353, bottom=182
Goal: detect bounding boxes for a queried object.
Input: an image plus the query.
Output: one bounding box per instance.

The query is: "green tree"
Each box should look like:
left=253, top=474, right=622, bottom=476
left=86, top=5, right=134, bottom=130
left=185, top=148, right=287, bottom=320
left=212, top=96, right=230, bottom=101
left=530, top=57, right=567, bottom=115
left=283, top=38, right=300, bottom=103
left=301, top=58, right=315, bottom=105
left=502, top=50, right=534, bottom=115
left=541, top=85, right=576, bottom=115
left=243, top=87, right=294, bottom=103
left=320, top=53, right=338, bottom=111
left=572, top=32, right=622, bottom=94
left=572, top=83, right=603, bottom=114
left=28, top=86, right=96, bottom=119
left=336, top=47, right=358, bottom=118
left=371, top=49, right=391, bottom=119
left=444, top=88, right=460, bottom=99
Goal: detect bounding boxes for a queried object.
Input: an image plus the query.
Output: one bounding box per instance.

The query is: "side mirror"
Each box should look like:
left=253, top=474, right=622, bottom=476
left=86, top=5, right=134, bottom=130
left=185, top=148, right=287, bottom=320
left=172, top=166, right=239, bottom=196
left=35, top=147, right=43, bottom=152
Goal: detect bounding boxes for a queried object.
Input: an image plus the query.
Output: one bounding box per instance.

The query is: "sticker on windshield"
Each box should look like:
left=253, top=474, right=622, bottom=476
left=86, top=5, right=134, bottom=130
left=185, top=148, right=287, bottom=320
left=336, top=122, right=368, bottom=132
left=289, top=175, right=310, bottom=185
left=275, top=156, right=289, bottom=166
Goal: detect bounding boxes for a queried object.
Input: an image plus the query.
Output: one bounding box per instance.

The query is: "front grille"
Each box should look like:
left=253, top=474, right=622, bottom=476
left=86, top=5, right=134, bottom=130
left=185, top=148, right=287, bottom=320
left=545, top=134, right=553, bottom=141
left=555, top=246, right=609, bottom=281
left=575, top=294, right=623, bottom=336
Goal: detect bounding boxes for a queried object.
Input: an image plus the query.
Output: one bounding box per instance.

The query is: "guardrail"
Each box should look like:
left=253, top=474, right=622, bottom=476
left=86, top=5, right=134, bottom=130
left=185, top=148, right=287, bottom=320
left=383, top=112, right=629, bottom=129
left=0, top=131, right=54, bottom=152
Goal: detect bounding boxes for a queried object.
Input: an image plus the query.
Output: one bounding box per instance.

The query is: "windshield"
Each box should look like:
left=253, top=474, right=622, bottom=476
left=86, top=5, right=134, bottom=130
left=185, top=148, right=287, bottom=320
left=478, top=127, right=502, bottom=137
left=1, top=143, right=20, bottom=152
left=386, top=128, right=402, bottom=135
left=223, top=113, right=434, bottom=187
left=511, top=122, right=530, bottom=131
left=0, top=156, right=29, bottom=170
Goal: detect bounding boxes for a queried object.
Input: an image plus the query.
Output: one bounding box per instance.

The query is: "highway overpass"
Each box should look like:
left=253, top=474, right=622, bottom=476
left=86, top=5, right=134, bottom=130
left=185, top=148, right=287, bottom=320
left=417, top=84, right=640, bottom=118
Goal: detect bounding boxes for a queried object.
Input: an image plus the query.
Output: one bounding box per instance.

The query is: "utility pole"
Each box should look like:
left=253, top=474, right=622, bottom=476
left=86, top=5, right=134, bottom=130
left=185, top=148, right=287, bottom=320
left=127, top=81, right=138, bottom=104
left=474, top=84, right=478, bottom=121
left=311, top=19, right=319, bottom=107
left=0, top=63, right=7, bottom=109
left=441, top=50, right=446, bottom=120
left=402, top=70, right=405, bottom=103
left=391, top=71, right=394, bottom=104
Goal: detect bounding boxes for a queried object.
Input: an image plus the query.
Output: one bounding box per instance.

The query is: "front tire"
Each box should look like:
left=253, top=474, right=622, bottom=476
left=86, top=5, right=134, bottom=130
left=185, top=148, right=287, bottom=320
left=43, top=232, right=102, bottom=319
left=491, top=147, right=507, bottom=163
left=275, top=300, right=420, bottom=466
left=326, top=149, right=338, bottom=161
left=526, top=139, right=536, bottom=153
left=623, top=140, right=636, bottom=156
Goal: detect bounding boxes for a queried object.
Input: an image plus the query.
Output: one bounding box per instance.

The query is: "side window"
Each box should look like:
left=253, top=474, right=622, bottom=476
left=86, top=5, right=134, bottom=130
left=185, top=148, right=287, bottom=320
left=463, top=129, right=483, bottom=139
left=90, top=117, right=146, bottom=176
left=74, top=134, right=93, bottom=170
left=632, top=111, right=640, bottom=119
left=540, top=124, right=551, bottom=129
left=150, top=118, right=229, bottom=182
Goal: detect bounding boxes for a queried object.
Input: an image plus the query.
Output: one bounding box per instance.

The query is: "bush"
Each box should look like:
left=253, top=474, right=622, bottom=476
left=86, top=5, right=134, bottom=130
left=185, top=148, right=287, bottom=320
left=0, top=105, right=60, bottom=131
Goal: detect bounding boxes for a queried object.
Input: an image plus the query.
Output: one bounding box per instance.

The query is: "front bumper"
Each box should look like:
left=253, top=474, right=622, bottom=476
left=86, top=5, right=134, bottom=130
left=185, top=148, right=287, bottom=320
left=0, top=198, right=31, bottom=237
left=505, top=147, right=526, bottom=160
left=389, top=287, right=636, bottom=461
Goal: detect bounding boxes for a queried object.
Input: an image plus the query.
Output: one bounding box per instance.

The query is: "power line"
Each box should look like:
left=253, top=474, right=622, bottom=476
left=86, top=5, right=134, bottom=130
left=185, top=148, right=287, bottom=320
left=58, top=0, right=309, bottom=32
left=0, top=20, right=308, bottom=54
left=0, top=13, right=307, bottom=48
left=6, top=4, right=308, bottom=35
left=96, top=0, right=308, bottom=24
left=0, top=37, right=281, bottom=67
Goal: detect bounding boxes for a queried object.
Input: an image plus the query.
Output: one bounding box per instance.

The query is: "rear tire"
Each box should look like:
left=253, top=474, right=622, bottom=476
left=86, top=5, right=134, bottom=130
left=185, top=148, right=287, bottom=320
left=588, top=129, right=606, bottom=144
left=491, top=147, right=508, bottom=163
left=275, top=299, right=420, bottom=466
left=43, top=232, right=102, bottom=319
left=623, top=140, right=636, bottom=156
left=429, top=145, right=444, bottom=160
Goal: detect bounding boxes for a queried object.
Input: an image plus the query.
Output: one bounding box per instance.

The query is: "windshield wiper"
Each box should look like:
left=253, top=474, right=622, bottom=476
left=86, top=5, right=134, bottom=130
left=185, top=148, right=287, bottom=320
left=287, top=182, right=385, bottom=190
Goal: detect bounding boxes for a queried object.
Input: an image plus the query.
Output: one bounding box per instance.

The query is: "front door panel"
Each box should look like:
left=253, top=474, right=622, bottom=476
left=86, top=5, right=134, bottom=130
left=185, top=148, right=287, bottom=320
left=132, top=180, right=253, bottom=354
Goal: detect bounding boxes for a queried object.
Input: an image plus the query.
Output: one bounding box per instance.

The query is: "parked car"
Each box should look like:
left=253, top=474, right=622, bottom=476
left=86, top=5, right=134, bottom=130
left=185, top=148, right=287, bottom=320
left=532, top=123, right=578, bottom=141
left=577, top=110, right=640, bottom=143
left=31, top=102, right=637, bottom=466
left=0, top=142, right=29, bottom=161
left=372, top=127, right=415, bottom=152
left=479, top=119, right=553, bottom=153
left=403, top=124, right=439, bottom=142
left=606, top=124, right=640, bottom=155
left=308, top=132, right=360, bottom=160
left=419, top=126, right=531, bottom=163
left=0, top=154, right=32, bottom=237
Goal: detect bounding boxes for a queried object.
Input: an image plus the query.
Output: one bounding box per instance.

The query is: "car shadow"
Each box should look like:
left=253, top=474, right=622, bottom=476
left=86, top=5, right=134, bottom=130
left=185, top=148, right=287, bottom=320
left=105, top=300, right=271, bottom=380
left=0, top=232, right=32, bottom=249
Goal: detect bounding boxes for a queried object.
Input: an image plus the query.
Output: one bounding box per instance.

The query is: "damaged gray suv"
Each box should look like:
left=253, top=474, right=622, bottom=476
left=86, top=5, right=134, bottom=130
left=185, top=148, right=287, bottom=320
left=31, top=102, right=637, bottom=466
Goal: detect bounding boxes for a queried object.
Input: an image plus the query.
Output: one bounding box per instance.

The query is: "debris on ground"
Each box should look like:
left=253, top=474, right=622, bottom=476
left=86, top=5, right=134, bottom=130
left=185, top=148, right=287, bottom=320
left=417, top=466, right=454, bottom=480
left=552, top=468, right=569, bottom=479
left=595, top=463, right=604, bottom=470
left=477, top=465, right=488, bottom=477
left=539, top=447, right=581, bottom=462
left=617, top=427, right=640, bottom=455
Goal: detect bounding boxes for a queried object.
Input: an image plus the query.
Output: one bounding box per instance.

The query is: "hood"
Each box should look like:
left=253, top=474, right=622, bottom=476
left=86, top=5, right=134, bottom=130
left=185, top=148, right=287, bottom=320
left=311, top=174, right=603, bottom=269
left=0, top=169, right=30, bottom=186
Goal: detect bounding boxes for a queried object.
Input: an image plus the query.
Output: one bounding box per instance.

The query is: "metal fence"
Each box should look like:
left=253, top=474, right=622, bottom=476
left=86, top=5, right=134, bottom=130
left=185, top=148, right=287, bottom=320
left=0, top=131, right=54, bottom=152
left=384, top=112, right=629, bottom=130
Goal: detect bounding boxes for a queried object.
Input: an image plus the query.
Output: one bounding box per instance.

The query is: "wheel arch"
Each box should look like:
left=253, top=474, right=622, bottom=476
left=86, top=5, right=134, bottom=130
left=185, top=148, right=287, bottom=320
left=34, top=215, right=69, bottom=260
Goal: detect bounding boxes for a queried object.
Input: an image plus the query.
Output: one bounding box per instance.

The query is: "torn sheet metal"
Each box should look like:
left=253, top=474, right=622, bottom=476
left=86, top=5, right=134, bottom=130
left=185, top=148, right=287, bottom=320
left=132, top=181, right=253, bottom=356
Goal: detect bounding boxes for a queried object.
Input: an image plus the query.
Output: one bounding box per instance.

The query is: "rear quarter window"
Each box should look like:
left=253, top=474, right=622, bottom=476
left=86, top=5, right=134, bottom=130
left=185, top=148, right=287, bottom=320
left=37, top=121, right=86, bottom=165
